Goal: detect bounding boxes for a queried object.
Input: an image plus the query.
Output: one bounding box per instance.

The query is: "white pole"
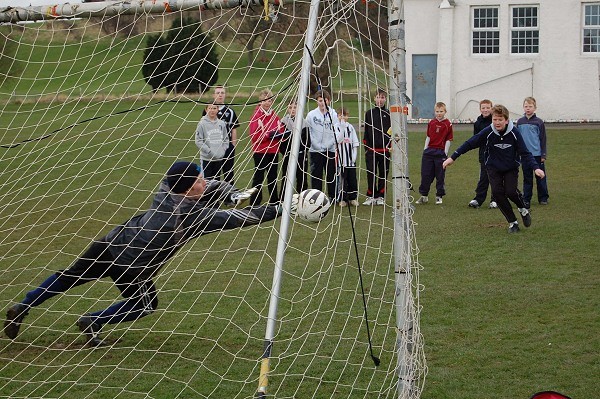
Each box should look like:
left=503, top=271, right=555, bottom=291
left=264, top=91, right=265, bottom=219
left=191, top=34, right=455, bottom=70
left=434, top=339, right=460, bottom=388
left=387, top=0, right=419, bottom=398
left=0, top=0, right=281, bottom=23
left=255, top=0, right=320, bottom=397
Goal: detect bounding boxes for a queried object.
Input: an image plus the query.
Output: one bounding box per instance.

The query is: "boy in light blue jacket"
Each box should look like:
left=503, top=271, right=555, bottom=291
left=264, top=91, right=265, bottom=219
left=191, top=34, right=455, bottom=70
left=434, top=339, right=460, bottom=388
left=516, top=97, right=549, bottom=208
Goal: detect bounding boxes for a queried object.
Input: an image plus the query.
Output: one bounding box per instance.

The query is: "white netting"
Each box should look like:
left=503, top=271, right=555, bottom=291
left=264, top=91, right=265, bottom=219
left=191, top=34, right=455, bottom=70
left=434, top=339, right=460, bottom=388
left=0, top=1, right=425, bottom=398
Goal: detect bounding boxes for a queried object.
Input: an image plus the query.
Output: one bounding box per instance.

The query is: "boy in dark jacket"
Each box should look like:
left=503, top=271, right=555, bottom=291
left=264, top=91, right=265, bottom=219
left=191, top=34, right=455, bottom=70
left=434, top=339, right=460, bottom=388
left=362, top=88, right=391, bottom=205
left=443, top=105, right=545, bottom=233
left=4, top=161, right=278, bottom=346
left=468, top=99, right=497, bottom=209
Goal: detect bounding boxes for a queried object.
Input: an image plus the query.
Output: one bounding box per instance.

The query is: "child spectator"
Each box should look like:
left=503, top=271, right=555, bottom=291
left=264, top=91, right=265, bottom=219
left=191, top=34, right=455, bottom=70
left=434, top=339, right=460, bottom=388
left=280, top=100, right=309, bottom=195
left=443, top=104, right=545, bottom=233
left=249, top=89, right=284, bottom=205
left=334, top=107, right=360, bottom=207
left=305, top=90, right=339, bottom=201
left=516, top=97, right=549, bottom=208
left=362, top=88, right=391, bottom=206
left=416, top=102, right=453, bottom=205
left=195, top=103, right=229, bottom=180
left=201, top=86, right=240, bottom=184
left=468, top=99, right=497, bottom=209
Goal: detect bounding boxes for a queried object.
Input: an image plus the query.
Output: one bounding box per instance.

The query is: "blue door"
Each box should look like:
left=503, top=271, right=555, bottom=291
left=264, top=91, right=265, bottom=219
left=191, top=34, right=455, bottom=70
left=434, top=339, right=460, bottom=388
left=412, top=55, right=437, bottom=119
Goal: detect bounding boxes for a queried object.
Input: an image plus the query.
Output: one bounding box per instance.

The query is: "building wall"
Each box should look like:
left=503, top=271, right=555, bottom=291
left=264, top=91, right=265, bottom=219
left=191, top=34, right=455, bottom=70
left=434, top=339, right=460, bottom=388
left=405, top=0, right=600, bottom=121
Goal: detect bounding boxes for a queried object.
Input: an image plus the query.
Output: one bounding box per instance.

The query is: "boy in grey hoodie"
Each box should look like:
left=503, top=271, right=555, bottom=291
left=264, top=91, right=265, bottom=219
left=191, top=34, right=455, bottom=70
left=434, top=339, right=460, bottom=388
left=195, top=104, right=229, bottom=180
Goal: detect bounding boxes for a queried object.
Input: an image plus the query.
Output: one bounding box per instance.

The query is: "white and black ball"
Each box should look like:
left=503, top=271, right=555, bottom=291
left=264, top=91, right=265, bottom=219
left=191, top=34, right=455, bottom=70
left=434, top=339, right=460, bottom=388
left=296, top=189, right=331, bottom=222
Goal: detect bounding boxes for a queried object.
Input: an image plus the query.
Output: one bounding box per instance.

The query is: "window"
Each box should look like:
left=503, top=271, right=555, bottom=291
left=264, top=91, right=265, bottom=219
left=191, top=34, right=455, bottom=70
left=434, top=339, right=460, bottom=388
left=472, top=7, right=500, bottom=54
left=511, top=6, right=539, bottom=54
left=584, top=3, right=600, bottom=53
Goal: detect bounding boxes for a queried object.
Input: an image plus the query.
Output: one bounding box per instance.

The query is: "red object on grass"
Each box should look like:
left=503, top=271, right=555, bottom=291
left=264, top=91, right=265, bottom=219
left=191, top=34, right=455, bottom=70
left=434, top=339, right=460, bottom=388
left=530, top=391, right=572, bottom=399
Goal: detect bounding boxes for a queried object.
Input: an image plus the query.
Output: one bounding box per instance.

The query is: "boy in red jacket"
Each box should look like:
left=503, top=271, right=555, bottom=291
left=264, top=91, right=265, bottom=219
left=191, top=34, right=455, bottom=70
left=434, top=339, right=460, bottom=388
left=416, top=102, right=453, bottom=205
left=249, top=89, right=284, bottom=205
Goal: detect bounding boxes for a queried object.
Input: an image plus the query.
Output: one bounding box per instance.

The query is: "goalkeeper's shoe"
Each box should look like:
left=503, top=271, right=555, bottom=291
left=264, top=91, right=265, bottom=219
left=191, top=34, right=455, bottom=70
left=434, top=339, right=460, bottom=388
left=230, top=187, right=258, bottom=208
left=4, top=303, right=29, bottom=339
left=77, top=315, right=106, bottom=347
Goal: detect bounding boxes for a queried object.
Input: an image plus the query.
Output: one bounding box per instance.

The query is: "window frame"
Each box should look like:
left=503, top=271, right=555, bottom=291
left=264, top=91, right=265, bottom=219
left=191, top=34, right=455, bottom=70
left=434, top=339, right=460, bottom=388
left=510, top=5, right=540, bottom=55
left=583, top=2, right=600, bottom=54
left=472, top=6, right=500, bottom=55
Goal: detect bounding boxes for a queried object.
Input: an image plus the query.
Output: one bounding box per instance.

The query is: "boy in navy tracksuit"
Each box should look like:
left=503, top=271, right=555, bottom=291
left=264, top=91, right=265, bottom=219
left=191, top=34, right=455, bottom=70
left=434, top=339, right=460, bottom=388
left=443, top=105, right=545, bottom=233
left=516, top=97, right=549, bottom=208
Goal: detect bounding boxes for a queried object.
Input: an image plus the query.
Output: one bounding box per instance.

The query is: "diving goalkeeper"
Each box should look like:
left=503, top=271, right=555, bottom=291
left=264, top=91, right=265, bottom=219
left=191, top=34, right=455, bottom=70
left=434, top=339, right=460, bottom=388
left=4, top=161, right=279, bottom=346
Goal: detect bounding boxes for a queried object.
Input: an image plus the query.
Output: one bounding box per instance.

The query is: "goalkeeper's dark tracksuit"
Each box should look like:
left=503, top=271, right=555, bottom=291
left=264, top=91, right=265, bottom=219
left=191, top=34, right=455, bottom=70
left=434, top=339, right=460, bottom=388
left=17, top=180, right=279, bottom=331
left=449, top=120, right=541, bottom=224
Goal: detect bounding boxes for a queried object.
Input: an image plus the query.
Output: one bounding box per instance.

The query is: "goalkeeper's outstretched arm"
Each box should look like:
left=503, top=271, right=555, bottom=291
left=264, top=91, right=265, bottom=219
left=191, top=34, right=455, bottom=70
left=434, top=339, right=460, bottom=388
left=184, top=205, right=281, bottom=240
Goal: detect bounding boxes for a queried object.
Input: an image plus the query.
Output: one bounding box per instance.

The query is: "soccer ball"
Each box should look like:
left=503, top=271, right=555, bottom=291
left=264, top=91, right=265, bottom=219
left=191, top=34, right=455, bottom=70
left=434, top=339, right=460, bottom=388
left=296, top=189, right=331, bottom=222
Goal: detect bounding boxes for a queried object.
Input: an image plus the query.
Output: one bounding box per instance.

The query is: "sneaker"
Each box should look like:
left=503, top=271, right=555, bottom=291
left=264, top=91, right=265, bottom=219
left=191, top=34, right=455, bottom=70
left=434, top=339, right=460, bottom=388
left=4, top=303, right=29, bottom=339
left=508, top=222, right=520, bottom=233
left=349, top=200, right=359, bottom=207
left=339, top=200, right=347, bottom=207
left=539, top=200, right=548, bottom=205
left=523, top=201, right=531, bottom=209
left=362, top=197, right=376, bottom=206
left=76, top=315, right=106, bottom=347
left=230, top=187, right=258, bottom=208
left=468, top=200, right=480, bottom=208
left=519, top=207, right=532, bottom=227
left=435, top=197, right=443, bottom=205
left=488, top=201, right=498, bottom=209
left=375, top=197, right=385, bottom=206
left=415, top=196, right=428, bottom=205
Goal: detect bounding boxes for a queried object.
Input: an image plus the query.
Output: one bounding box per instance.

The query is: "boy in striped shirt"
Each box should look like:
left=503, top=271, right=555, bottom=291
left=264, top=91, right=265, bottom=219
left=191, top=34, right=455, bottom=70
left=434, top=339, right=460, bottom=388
left=335, top=107, right=360, bottom=207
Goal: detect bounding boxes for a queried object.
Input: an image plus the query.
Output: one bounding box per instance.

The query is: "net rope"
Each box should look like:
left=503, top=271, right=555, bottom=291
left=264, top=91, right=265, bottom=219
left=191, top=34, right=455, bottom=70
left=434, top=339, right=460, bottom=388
left=0, top=1, right=425, bottom=398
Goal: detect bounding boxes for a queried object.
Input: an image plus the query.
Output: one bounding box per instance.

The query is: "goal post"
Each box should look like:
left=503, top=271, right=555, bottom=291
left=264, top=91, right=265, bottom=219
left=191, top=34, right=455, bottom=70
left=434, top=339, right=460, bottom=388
left=0, top=0, right=281, bottom=24
left=0, top=0, right=426, bottom=398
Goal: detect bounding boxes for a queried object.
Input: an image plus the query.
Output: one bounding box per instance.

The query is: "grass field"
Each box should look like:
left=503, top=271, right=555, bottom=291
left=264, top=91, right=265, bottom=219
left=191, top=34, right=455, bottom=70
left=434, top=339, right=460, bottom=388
left=1, top=100, right=598, bottom=398
left=1, top=22, right=599, bottom=399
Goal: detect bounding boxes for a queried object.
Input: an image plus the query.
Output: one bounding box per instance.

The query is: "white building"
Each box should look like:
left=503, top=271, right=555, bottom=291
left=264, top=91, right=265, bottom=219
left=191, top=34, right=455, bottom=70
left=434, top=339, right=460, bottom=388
left=404, top=0, right=600, bottom=121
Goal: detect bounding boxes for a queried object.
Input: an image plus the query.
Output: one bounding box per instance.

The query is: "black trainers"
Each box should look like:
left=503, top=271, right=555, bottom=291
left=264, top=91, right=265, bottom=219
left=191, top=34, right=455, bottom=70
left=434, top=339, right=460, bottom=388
left=508, top=222, right=520, bottom=233
left=519, top=208, right=532, bottom=227
left=76, top=315, right=106, bottom=347
left=4, top=303, right=29, bottom=339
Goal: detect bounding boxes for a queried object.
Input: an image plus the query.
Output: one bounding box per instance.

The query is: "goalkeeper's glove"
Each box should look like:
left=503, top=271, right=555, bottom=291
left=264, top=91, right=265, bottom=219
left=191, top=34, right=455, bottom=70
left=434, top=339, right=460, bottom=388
left=276, top=194, right=298, bottom=216
left=230, top=187, right=258, bottom=208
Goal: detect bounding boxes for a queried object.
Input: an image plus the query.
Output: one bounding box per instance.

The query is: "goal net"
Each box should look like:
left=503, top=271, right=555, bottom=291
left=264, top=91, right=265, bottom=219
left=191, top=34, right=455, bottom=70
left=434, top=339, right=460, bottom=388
left=0, top=0, right=425, bottom=398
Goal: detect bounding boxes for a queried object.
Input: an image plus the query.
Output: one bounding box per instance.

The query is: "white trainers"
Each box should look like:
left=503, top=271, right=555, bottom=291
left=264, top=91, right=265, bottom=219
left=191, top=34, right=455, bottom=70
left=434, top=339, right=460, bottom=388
left=489, top=201, right=498, bottom=209
left=339, top=200, right=347, bottom=207
left=363, top=197, right=376, bottom=205
left=349, top=199, right=359, bottom=207
left=435, top=196, right=443, bottom=205
left=375, top=197, right=385, bottom=206
left=468, top=199, right=480, bottom=208
left=415, top=196, right=428, bottom=205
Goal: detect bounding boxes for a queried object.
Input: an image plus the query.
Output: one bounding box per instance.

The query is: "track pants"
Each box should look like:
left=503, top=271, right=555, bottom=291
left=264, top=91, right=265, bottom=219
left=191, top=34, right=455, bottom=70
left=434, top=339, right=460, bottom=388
left=487, top=168, right=527, bottom=224
left=21, top=239, right=158, bottom=328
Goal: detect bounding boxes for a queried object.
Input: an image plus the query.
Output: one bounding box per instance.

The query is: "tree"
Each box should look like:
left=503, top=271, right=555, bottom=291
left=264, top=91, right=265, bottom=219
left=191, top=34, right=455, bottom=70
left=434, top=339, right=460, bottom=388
left=142, top=16, right=219, bottom=94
